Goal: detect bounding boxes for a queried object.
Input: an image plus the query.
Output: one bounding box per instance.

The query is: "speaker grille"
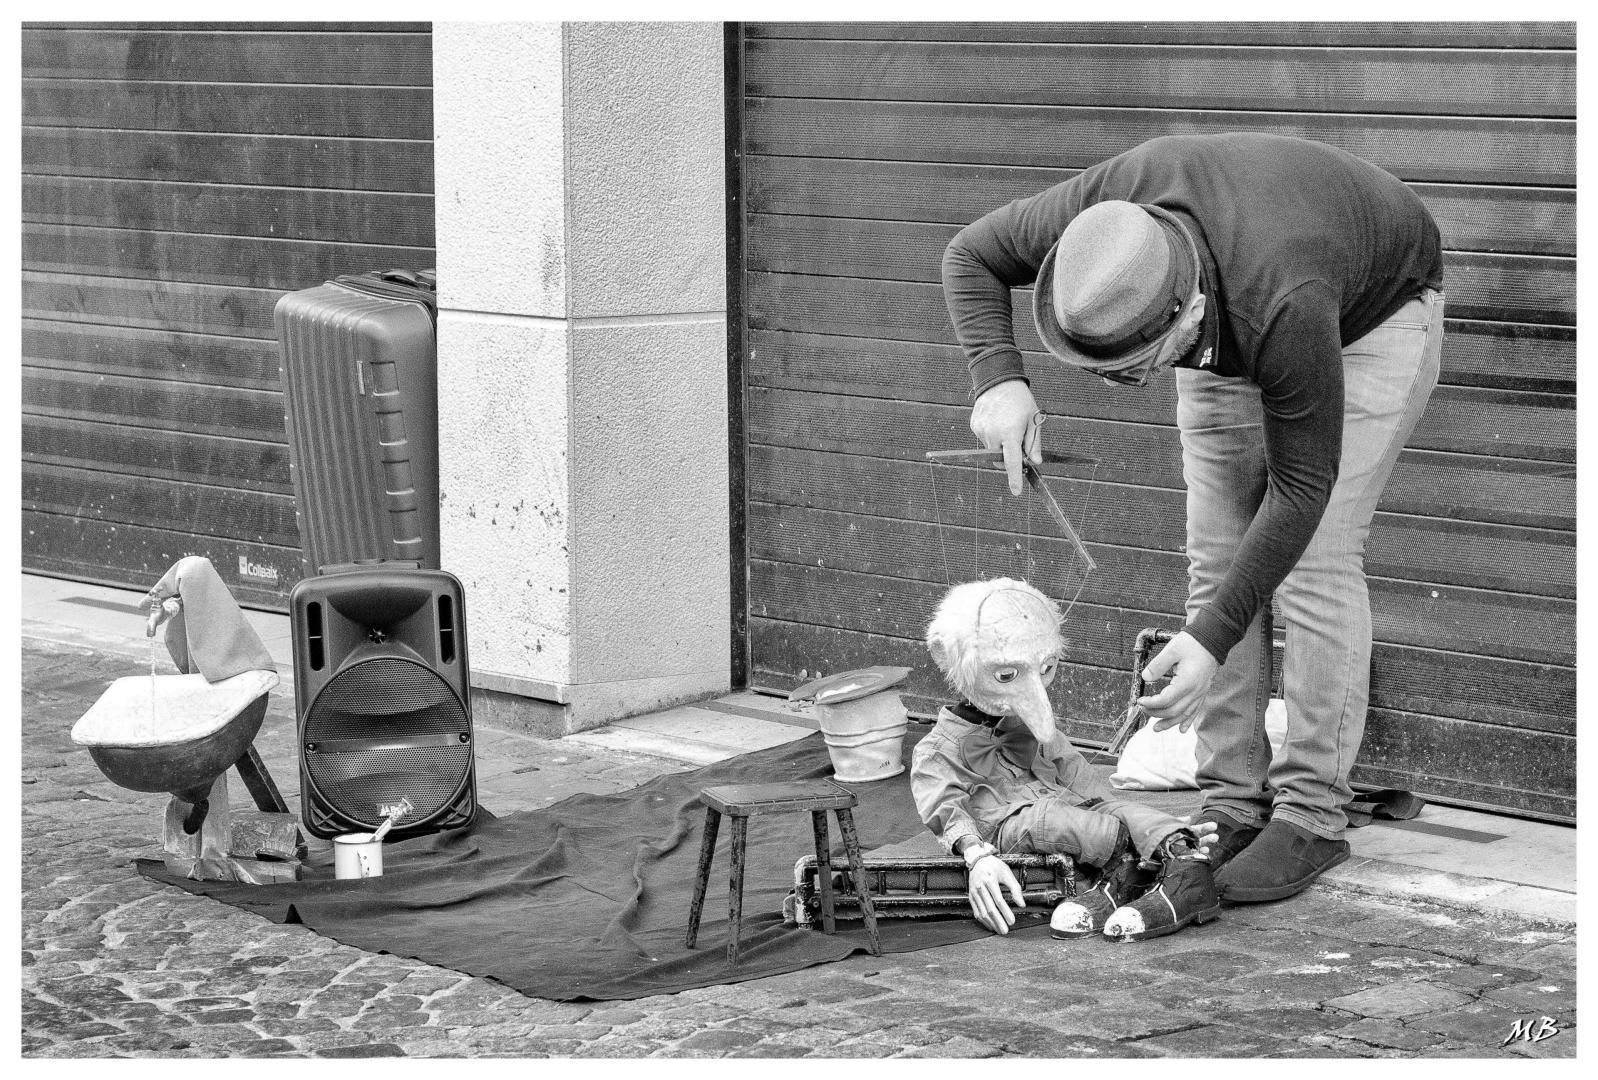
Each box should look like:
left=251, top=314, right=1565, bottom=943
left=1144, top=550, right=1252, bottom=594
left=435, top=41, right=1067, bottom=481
left=302, top=655, right=472, bottom=830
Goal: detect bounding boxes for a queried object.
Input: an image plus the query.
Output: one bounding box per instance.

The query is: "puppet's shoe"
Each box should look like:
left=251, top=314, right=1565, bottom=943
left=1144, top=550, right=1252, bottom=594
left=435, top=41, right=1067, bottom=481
left=1102, top=833, right=1220, bottom=942
left=1213, top=818, right=1349, bottom=903
left=1050, top=847, right=1152, bottom=939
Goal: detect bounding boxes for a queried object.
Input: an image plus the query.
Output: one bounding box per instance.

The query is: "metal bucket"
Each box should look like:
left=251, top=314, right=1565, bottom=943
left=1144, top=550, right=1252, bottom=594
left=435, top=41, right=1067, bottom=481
left=816, top=691, right=909, bottom=783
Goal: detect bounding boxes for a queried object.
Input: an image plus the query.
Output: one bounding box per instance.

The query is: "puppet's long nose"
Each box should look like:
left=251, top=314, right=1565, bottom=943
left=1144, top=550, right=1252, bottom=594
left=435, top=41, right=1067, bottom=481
left=1012, top=673, right=1058, bottom=742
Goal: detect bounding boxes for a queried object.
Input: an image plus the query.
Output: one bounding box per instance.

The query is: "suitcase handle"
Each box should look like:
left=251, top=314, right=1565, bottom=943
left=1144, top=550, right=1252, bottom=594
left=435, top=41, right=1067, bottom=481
left=378, top=269, right=435, bottom=291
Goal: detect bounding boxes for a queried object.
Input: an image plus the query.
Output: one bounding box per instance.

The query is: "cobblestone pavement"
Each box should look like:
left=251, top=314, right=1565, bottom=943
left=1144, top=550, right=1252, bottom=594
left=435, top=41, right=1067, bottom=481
left=22, top=637, right=1577, bottom=1059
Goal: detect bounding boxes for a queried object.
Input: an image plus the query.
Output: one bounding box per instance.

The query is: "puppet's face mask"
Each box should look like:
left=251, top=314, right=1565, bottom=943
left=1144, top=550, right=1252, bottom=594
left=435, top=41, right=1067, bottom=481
left=946, top=589, right=1065, bottom=743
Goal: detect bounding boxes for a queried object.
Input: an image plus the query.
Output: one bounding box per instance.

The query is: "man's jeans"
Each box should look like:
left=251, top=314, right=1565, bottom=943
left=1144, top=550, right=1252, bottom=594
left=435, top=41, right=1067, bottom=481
left=1175, top=288, right=1444, bottom=840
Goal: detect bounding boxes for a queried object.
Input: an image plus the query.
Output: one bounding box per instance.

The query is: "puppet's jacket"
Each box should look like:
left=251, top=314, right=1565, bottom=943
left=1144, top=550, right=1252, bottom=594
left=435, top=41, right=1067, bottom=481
left=911, top=703, right=1184, bottom=858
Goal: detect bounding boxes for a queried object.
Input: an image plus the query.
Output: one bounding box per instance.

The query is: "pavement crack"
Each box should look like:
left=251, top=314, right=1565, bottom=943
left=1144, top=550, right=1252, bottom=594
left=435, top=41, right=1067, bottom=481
left=1364, top=939, right=1481, bottom=966
left=1122, top=1021, right=1208, bottom=1042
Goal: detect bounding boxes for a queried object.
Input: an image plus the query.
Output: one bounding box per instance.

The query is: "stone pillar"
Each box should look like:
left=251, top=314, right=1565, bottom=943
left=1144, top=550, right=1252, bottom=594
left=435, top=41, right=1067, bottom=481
left=433, top=22, right=728, bottom=733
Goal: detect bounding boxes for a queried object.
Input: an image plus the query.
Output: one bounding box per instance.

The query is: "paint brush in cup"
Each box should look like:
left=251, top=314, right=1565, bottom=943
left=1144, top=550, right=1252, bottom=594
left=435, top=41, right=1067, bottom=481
left=371, top=797, right=415, bottom=844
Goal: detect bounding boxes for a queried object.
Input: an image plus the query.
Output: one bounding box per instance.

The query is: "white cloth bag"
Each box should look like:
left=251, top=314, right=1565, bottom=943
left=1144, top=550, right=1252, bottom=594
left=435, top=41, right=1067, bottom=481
left=1110, top=698, right=1288, bottom=791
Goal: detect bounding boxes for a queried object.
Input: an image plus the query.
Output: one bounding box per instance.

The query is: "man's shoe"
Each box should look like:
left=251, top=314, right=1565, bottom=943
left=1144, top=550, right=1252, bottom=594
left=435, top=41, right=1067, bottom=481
left=1101, top=831, right=1221, bottom=943
left=1213, top=818, right=1350, bottom=903
left=1192, top=808, right=1263, bottom=871
left=1049, top=842, right=1154, bottom=939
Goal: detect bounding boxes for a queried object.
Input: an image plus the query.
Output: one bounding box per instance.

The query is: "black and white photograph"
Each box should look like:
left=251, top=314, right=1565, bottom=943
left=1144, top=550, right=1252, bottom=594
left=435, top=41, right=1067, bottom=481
left=16, top=7, right=1581, bottom=1063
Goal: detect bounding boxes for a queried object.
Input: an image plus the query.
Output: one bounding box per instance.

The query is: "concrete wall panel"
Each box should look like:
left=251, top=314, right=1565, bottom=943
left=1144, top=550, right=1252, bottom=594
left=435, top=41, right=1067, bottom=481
left=566, top=22, right=726, bottom=318
left=434, top=22, right=567, bottom=317
left=568, top=317, right=729, bottom=695
left=437, top=311, right=573, bottom=685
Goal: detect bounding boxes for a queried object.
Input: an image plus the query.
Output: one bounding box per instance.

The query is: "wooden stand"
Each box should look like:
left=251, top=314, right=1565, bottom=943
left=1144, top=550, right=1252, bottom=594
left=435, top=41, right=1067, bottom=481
left=685, top=779, right=881, bottom=965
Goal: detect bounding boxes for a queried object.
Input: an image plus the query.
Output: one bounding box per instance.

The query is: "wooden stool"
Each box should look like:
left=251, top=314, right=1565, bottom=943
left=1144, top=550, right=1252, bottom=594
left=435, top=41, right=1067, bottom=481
left=685, top=779, right=882, bottom=965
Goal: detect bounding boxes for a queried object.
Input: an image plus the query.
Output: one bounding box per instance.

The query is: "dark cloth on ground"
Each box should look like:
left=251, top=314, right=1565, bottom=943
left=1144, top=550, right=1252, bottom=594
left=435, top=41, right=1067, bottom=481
left=137, top=730, right=1049, bottom=1001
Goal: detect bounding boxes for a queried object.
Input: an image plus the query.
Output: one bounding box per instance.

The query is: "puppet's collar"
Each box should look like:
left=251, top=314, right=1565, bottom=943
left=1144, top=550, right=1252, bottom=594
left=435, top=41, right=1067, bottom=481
left=949, top=701, right=1006, bottom=728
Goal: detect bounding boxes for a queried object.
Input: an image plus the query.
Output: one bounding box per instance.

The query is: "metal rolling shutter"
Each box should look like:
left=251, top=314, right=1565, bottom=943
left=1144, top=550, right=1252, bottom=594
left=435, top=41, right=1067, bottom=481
left=21, top=22, right=436, bottom=610
left=734, top=22, right=1574, bottom=821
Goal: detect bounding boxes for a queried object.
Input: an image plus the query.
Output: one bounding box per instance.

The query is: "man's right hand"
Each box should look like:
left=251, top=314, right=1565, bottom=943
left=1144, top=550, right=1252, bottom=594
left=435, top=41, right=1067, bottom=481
left=970, top=379, right=1043, bottom=496
left=968, top=854, right=1027, bottom=935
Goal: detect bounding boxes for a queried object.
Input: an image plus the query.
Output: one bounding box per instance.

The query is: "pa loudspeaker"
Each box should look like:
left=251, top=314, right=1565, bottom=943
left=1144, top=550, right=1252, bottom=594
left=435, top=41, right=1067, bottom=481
left=290, top=564, right=476, bottom=839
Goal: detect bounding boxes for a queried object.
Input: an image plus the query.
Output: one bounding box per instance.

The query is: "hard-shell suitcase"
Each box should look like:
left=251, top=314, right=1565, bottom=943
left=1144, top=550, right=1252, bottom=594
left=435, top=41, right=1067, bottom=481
left=274, top=269, right=440, bottom=578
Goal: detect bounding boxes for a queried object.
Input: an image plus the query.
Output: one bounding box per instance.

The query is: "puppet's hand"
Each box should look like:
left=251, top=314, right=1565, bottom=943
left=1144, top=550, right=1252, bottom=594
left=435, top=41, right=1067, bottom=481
left=968, top=855, right=1026, bottom=935
left=1137, top=631, right=1218, bottom=733
left=970, top=379, right=1043, bottom=496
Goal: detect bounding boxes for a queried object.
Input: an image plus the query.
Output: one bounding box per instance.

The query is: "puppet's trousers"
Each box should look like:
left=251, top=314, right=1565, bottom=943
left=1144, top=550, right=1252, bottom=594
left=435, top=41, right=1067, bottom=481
left=995, top=794, right=1189, bottom=867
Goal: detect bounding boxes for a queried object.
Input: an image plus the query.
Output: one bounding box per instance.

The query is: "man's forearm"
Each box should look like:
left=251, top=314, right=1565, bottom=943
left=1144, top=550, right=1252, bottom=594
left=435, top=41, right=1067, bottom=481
left=942, top=229, right=1030, bottom=398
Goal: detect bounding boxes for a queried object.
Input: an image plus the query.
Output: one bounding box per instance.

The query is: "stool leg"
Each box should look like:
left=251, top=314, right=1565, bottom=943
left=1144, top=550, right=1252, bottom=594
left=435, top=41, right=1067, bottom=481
left=727, top=815, right=748, bottom=965
left=834, top=807, right=881, bottom=956
left=685, top=806, right=721, bottom=949
left=810, top=810, right=836, bottom=934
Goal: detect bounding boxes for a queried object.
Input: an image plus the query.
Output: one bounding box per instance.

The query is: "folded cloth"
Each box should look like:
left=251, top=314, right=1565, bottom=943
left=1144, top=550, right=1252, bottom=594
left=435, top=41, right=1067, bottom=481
left=1345, top=788, right=1427, bottom=828
left=149, top=556, right=276, bottom=681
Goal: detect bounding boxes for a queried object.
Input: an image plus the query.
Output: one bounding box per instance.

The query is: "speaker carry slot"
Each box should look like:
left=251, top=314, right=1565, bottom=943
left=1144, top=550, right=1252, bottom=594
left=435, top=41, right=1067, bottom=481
left=305, top=601, right=325, bottom=671
left=306, top=733, right=470, bottom=754
left=437, top=594, right=455, bottom=665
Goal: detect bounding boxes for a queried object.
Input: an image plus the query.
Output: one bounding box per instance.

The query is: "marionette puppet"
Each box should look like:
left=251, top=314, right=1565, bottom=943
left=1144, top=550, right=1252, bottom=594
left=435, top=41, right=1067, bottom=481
left=911, top=577, right=1220, bottom=941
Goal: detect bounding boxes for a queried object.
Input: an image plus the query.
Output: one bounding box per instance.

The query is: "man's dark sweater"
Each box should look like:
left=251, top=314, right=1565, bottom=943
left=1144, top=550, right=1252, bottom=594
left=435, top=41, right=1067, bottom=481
left=942, top=133, right=1443, bottom=662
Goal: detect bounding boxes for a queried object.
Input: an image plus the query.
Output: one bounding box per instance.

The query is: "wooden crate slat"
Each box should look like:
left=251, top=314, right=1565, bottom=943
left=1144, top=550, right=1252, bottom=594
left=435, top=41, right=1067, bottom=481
left=23, top=368, right=288, bottom=443
left=22, top=128, right=433, bottom=192
left=23, top=176, right=436, bottom=248
left=22, top=414, right=292, bottom=492
left=747, top=39, right=1575, bottom=118
left=23, top=461, right=299, bottom=547
left=23, top=79, right=433, bottom=140
left=745, top=98, right=1575, bottom=188
left=22, top=223, right=431, bottom=293
left=21, top=28, right=434, bottom=84
left=22, top=509, right=297, bottom=611
left=746, top=23, right=1576, bottom=49
left=23, top=319, right=281, bottom=390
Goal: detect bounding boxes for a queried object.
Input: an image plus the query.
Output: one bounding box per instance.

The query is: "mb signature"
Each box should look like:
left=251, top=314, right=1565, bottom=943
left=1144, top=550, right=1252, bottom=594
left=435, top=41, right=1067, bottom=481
left=1501, top=1016, right=1561, bottom=1047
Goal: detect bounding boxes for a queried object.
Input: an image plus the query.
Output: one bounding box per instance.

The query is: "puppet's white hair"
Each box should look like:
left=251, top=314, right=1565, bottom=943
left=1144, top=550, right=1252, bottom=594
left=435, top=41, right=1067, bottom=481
left=925, top=578, right=1063, bottom=697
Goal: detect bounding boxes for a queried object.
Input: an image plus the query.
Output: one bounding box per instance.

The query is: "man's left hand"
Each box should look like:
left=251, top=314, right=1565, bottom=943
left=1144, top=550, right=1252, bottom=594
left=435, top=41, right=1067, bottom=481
left=1137, top=630, right=1219, bottom=732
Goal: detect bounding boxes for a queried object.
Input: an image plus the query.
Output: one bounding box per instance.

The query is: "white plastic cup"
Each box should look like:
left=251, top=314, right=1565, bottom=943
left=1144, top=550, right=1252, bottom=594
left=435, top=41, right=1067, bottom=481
left=333, top=833, right=383, bottom=879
